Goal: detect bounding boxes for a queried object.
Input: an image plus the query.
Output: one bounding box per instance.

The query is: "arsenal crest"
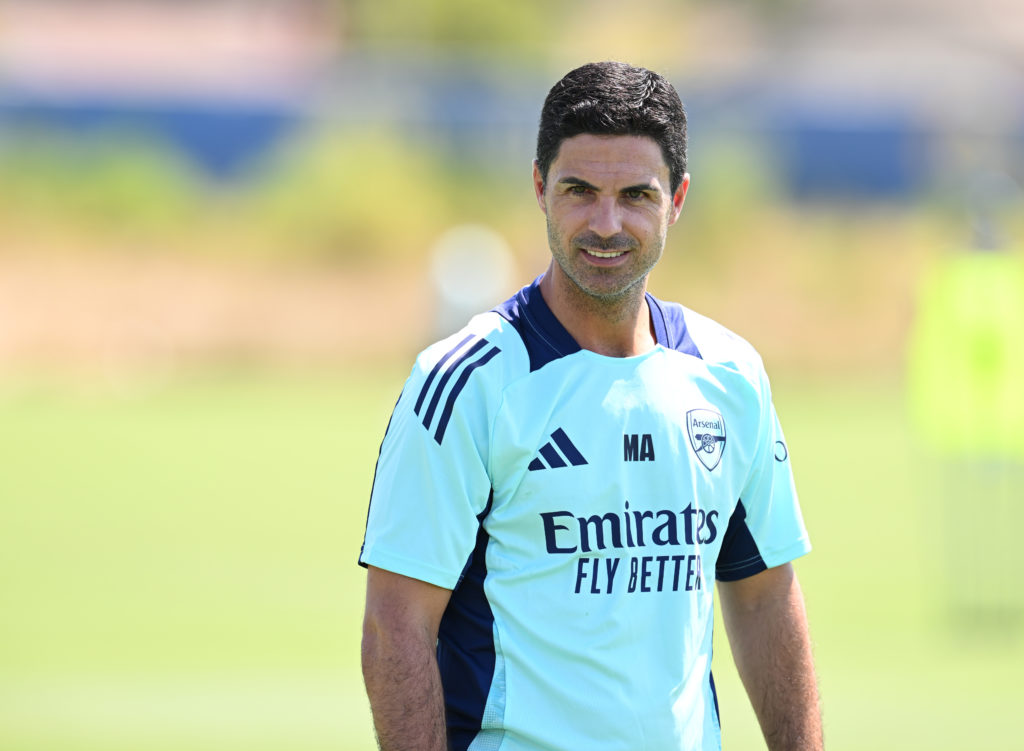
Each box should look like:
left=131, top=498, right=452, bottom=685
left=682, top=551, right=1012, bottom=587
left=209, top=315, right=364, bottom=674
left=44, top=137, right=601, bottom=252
left=686, top=409, right=726, bottom=471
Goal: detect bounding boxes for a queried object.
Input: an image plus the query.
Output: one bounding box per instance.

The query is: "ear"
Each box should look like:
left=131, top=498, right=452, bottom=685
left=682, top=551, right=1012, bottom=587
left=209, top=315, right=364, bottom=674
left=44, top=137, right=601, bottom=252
left=667, top=173, right=690, bottom=226
left=532, top=160, right=547, bottom=213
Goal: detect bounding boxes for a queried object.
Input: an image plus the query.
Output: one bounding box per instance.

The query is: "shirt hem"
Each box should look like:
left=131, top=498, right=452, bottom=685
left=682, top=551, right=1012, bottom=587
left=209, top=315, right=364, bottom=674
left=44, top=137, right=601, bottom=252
left=359, top=547, right=460, bottom=590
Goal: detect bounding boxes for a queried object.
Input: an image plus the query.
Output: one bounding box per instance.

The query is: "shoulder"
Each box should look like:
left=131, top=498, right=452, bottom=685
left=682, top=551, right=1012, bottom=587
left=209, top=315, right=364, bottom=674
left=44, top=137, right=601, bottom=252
left=410, top=310, right=530, bottom=407
left=389, top=312, right=529, bottom=450
left=416, top=310, right=529, bottom=376
left=654, top=297, right=767, bottom=385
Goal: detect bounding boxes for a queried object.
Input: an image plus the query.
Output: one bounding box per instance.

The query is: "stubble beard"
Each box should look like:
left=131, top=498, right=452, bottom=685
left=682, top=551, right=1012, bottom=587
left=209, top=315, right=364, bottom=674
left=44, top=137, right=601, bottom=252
left=546, top=220, right=665, bottom=325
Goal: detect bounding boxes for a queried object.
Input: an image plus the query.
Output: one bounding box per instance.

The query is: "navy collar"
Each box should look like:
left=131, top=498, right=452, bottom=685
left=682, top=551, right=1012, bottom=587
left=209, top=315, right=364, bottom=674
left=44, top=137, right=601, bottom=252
left=493, top=277, right=698, bottom=371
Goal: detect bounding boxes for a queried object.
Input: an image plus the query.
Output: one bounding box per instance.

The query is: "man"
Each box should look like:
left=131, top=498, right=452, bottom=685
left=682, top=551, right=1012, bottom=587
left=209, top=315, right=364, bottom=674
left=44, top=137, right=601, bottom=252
left=360, top=61, right=823, bottom=751
left=906, top=212, right=1024, bottom=625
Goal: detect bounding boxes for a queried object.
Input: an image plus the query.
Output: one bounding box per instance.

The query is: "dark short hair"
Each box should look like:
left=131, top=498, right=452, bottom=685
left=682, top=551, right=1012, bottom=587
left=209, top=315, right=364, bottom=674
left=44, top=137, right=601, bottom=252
left=536, top=61, right=688, bottom=193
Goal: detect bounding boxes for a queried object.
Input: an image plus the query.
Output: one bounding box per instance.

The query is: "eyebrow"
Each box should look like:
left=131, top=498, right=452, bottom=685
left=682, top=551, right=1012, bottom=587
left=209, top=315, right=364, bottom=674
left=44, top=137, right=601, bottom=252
left=622, top=182, right=660, bottom=195
left=557, top=177, right=600, bottom=191
left=557, top=177, right=661, bottom=195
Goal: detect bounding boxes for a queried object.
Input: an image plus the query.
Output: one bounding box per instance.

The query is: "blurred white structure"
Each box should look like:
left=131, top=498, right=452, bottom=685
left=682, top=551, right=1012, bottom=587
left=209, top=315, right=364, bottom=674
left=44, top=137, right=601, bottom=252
left=429, top=224, right=516, bottom=338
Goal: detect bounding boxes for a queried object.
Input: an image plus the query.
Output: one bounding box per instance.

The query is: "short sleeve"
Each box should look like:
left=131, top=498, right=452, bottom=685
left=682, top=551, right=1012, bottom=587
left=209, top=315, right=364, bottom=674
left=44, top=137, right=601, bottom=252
left=715, top=367, right=811, bottom=581
left=359, top=331, right=502, bottom=590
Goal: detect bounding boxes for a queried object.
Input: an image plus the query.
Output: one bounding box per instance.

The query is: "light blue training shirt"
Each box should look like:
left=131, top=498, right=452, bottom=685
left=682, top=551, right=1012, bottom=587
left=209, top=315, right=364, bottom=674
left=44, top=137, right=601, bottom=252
left=360, top=278, right=811, bottom=751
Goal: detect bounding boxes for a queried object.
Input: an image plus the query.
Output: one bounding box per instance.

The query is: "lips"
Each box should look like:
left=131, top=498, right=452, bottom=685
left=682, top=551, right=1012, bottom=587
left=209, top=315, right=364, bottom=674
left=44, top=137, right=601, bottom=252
left=573, top=231, right=636, bottom=265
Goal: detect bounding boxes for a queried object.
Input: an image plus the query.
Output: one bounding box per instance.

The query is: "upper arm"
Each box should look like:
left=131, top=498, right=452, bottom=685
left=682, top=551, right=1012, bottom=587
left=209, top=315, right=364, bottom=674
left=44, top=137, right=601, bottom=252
left=363, top=566, right=453, bottom=646
left=716, top=562, right=809, bottom=660
left=361, top=568, right=453, bottom=749
left=717, top=562, right=797, bottom=617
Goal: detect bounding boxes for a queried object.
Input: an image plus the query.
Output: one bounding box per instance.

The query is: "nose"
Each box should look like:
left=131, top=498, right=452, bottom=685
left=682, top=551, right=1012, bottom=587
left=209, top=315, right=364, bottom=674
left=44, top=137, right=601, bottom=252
left=588, top=196, right=623, bottom=238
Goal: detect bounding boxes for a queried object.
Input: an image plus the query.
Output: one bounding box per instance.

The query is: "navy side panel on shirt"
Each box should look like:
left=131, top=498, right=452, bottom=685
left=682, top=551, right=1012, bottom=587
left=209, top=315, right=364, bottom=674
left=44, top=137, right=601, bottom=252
left=715, top=500, right=768, bottom=580
left=438, top=492, right=497, bottom=751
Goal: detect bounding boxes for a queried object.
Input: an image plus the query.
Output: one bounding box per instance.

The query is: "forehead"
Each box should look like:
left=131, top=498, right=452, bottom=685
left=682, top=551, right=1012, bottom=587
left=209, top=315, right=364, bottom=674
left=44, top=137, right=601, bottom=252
left=548, top=134, right=670, bottom=187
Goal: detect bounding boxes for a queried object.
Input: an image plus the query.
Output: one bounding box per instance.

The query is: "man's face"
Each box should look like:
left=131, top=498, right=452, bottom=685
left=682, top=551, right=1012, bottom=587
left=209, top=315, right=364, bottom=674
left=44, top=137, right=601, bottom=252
left=534, top=134, right=688, bottom=303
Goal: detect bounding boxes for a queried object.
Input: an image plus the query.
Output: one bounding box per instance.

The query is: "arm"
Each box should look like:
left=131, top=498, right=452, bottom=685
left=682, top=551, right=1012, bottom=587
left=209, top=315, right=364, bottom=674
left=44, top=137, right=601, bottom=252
left=362, top=565, right=453, bottom=751
left=717, top=563, right=823, bottom=751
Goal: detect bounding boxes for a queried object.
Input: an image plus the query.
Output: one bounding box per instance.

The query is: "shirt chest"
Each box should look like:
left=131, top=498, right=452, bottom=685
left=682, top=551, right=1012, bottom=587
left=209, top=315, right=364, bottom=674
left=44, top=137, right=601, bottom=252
left=485, top=353, right=759, bottom=550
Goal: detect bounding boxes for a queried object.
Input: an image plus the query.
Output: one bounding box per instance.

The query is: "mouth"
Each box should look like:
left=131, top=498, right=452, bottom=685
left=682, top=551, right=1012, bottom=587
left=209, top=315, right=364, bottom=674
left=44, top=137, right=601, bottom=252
left=581, top=247, right=626, bottom=264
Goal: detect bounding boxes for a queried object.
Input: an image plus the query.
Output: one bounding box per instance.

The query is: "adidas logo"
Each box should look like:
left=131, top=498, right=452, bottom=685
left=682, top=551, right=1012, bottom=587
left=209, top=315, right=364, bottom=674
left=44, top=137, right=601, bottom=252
left=528, top=428, right=588, bottom=471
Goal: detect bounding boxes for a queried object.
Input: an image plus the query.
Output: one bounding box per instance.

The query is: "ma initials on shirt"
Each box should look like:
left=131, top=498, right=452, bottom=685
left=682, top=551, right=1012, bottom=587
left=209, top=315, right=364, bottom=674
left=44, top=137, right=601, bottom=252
left=624, top=433, right=655, bottom=462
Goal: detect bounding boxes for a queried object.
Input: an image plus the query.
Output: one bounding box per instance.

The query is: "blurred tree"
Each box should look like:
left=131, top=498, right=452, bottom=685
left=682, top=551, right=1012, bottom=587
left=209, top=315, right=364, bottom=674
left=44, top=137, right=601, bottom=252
left=251, top=127, right=456, bottom=262
left=0, top=129, right=203, bottom=236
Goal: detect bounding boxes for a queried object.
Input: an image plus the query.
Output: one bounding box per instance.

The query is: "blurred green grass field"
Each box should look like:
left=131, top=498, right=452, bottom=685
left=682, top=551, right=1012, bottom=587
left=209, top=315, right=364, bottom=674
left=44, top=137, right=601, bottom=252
left=1, top=367, right=1021, bottom=751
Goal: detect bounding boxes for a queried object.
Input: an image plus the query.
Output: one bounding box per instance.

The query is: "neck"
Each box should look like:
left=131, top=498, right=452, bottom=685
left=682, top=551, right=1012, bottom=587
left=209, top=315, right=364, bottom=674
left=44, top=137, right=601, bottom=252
left=538, top=264, right=657, bottom=357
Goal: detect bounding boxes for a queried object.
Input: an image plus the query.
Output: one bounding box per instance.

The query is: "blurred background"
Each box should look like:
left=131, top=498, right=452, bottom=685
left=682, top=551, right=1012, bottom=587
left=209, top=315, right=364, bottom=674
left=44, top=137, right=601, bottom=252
left=1, top=1, right=1022, bottom=749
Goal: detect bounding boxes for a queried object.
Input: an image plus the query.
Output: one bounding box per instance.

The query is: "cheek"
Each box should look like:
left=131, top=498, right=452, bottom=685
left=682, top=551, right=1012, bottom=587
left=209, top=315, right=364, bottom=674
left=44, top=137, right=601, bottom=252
left=623, top=210, right=664, bottom=238
left=549, top=205, right=590, bottom=232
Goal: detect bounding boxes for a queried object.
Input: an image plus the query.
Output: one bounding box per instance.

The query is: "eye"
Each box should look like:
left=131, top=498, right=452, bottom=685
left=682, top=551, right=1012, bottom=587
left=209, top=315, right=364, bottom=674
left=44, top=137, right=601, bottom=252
left=624, top=189, right=646, bottom=201
left=568, top=185, right=589, bottom=196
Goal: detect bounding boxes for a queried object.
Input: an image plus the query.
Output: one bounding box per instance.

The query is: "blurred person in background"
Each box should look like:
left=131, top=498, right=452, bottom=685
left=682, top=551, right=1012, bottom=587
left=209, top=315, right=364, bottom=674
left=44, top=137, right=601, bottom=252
left=907, top=172, right=1024, bottom=631
left=359, top=61, right=823, bottom=751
